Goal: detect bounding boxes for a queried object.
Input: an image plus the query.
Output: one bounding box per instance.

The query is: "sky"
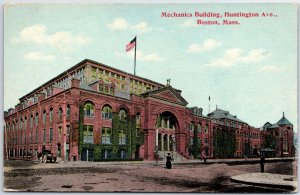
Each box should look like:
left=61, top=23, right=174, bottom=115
left=3, top=3, right=298, bottom=130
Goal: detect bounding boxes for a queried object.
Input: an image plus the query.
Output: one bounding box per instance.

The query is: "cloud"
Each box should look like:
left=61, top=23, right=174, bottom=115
left=205, top=48, right=269, bottom=68
left=188, top=39, right=222, bottom=53
left=107, top=17, right=129, bottom=30
left=243, top=49, right=269, bottom=63
left=258, top=65, right=284, bottom=73
left=125, top=50, right=164, bottom=62
left=24, top=51, right=55, bottom=61
left=107, top=18, right=151, bottom=33
left=133, top=22, right=151, bottom=33
left=180, top=19, right=197, bottom=28
left=17, top=24, right=90, bottom=51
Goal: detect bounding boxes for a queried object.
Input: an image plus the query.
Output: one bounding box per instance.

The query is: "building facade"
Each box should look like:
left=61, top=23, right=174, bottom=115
left=4, top=59, right=294, bottom=161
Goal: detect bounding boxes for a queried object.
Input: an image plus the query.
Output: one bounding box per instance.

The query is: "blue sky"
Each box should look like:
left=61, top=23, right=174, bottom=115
left=4, top=3, right=298, bottom=130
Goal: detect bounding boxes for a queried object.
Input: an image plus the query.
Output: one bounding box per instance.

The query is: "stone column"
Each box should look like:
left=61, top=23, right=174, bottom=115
left=167, top=119, right=170, bottom=129
left=161, top=134, right=164, bottom=151
left=167, top=135, right=170, bottom=151
left=172, top=135, right=176, bottom=151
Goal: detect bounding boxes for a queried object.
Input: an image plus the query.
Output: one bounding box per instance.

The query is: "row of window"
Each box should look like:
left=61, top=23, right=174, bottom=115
left=84, top=102, right=129, bottom=121
left=6, top=106, right=71, bottom=132
left=189, top=123, right=209, bottom=133
left=8, top=125, right=130, bottom=146
left=84, top=125, right=127, bottom=145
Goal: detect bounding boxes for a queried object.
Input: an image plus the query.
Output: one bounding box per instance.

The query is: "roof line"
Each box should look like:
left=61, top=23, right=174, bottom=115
left=19, top=59, right=165, bottom=102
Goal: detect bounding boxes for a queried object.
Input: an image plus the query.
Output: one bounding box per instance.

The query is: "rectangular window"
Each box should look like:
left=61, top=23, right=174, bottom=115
left=43, top=129, right=46, bottom=143
left=119, top=130, right=126, bottom=145
left=119, top=149, right=127, bottom=159
left=104, top=85, right=109, bottom=93
left=110, top=87, right=114, bottom=95
left=99, top=84, right=104, bottom=92
left=101, top=149, right=112, bottom=159
left=58, top=127, right=62, bottom=140
left=50, top=110, right=53, bottom=122
left=30, top=117, right=33, bottom=128
left=49, top=128, right=53, bottom=142
left=30, top=131, right=32, bottom=143
left=43, top=113, right=46, bottom=124
left=83, top=125, right=94, bottom=144
left=35, top=115, right=39, bottom=126
left=36, top=130, right=38, bottom=143
left=101, top=127, right=111, bottom=144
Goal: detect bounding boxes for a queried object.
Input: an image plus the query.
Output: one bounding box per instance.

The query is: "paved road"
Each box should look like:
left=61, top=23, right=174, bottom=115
left=3, top=159, right=297, bottom=193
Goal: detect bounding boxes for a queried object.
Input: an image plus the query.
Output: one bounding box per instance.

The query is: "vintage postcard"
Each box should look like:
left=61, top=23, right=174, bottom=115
left=3, top=2, right=298, bottom=193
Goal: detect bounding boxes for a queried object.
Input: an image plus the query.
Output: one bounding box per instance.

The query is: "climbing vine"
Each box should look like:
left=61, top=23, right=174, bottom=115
left=78, top=111, right=144, bottom=161
left=78, top=105, right=84, bottom=156
left=213, top=126, right=237, bottom=158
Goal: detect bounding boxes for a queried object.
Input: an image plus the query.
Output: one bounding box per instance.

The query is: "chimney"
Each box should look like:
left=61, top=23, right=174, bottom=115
left=71, top=78, right=80, bottom=88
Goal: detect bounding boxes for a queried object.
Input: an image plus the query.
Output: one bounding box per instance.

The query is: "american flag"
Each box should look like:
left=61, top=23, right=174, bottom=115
left=126, top=37, right=136, bottom=52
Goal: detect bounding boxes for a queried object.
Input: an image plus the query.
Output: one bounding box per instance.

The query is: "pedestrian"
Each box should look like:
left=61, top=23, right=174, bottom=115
left=166, top=153, right=172, bottom=169
left=260, top=155, right=265, bottom=173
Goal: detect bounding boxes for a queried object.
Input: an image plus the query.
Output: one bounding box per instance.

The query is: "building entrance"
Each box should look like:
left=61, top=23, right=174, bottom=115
left=156, top=111, right=178, bottom=152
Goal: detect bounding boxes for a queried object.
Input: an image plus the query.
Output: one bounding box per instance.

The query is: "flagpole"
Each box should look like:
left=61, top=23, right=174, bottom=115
left=134, top=36, right=137, bottom=75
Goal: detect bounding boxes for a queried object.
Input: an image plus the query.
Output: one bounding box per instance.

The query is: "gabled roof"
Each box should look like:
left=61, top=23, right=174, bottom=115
left=261, top=122, right=272, bottom=130
left=277, top=115, right=293, bottom=126
left=141, top=85, right=188, bottom=106
left=269, top=123, right=280, bottom=129
left=207, top=108, right=246, bottom=123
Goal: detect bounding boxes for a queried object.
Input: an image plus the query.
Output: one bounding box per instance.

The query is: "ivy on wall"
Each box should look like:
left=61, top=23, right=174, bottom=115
left=78, top=105, right=84, bottom=156
left=192, top=128, right=201, bottom=159
left=213, top=126, right=237, bottom=158
left=78, top=111, right=144, bottom=161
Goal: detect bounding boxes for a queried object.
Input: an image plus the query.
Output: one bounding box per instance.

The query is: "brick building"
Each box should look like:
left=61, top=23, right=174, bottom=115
left=3, top=59, right=294, bottom=161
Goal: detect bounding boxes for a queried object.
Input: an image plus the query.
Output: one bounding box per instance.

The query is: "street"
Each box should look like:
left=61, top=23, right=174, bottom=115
left=3, top=159, right=297, bottom=192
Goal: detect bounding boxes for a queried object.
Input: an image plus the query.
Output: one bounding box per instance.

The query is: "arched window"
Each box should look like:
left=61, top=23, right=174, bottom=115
left=197, top=124, right=202, bottom=133
left=66, top=105, right=71, bottom=120
left=84, top=102, right=95, bottom=117
left=190, top=122, right=195, bottom=131
left=102, top=105, right=112, bottom=119
left=49, top=108, right=53, bottom=122
left=119, top=108, right=128, bottom=121
left=42, top=110, right=46, bottom=124
left=58, top=107, right=63, bottom=121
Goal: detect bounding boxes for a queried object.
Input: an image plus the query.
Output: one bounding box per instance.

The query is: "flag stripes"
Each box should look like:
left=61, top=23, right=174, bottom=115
left=126, top=37, right=136, bottom=52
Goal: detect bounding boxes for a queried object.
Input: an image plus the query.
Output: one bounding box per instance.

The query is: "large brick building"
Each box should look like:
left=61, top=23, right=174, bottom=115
left=3, top=59, right=294, bottom=161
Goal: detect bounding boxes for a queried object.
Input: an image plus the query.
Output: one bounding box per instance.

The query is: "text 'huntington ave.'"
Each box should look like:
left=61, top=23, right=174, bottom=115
left=161, top=11, right=278, bottom=26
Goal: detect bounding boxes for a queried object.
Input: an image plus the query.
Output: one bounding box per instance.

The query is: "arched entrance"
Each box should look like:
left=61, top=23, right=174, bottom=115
left=155, top=111, right=178, bottom=153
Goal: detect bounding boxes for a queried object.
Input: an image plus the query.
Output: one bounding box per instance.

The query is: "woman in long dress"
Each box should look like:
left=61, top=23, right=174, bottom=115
left=166, top=153, right=172, bottom=169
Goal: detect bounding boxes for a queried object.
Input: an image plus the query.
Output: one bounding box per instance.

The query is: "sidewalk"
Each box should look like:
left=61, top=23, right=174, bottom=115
left=230, top=172, right=297, bottom=191
left=5, top=157, right=296, bottom=170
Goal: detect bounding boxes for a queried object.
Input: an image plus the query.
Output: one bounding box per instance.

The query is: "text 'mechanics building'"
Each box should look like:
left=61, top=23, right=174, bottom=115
left=4, top=59, right=294, bottom=161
